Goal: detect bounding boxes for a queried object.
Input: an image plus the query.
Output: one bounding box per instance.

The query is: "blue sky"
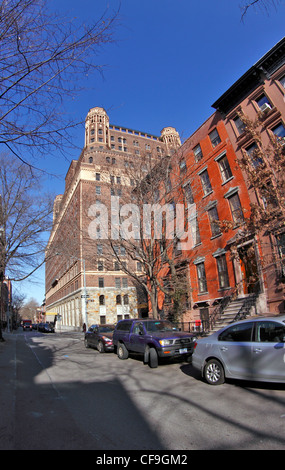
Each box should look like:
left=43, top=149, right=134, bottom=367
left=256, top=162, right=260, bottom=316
left=18, top=0, right=285, bottom=304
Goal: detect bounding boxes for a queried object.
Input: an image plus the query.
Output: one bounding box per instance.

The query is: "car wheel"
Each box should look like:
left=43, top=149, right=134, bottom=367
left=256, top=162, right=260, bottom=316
left=117, top=342, right=129, bottom=360
left=204, top=359, right=225, bottom=385
left=84, top=338, right=90, bottom=349
left=97, top=341, right=105, bottom=353
left=149, top=347, right=158, bottom=368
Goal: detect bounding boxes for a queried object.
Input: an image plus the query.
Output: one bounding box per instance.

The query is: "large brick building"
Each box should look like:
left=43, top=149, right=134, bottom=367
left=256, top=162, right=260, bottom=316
left=45, top=107, right=181, bottom=330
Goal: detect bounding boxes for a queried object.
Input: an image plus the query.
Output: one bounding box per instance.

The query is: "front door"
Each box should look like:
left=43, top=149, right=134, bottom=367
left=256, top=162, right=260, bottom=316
left=239, top=244, right=259, bottom=294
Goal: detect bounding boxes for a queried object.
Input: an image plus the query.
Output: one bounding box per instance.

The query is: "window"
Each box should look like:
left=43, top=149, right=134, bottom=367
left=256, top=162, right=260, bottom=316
left=256, top=321, right=285, bottom=343
left=196, top=262, right=207, bottom=293
left=137, top=261, right=142, bottom=271
left=98, top=277, right=104, bottom=288
left=96, top=173, right=100, bottom=181
left=272, top=123, right=285, bottom=140
left=193, top=144, right=203, bottom=162
left=216, top=254, right=230, bottom=289
left=218, top=322, right=253, bottom=342
left=200, top=169, right=212, bottom=196
left=116, top=176, right=121, bottom=184
left=122, top=278, right=128, bottom=288
left=233, top=115, right=246, bottom=135
left=190, top=216, right=201, bottom=246
left=89, top=157, right=93, bottom=163
left=208, top=206, right=221, bottom=237
left=279, top=75, right=285, bottom=89
left=123, top=294, right=129, bottom=305
left=116, top=294, right=122, bottom=305
left=115, top=278, right=121, bottom=288
left=114, top=261, right=120, bottom=271
left=228, top=192, right=244, bottom=225
left=218, top=155, right=232, bottom=183
left=276, top=232, right=285, bottom=277
left=180, top=160, right=186, bottom=172
left=245, top=142, right=263, bottom=168
left=99, top=295, right=105, bottom=305
left=96, top=186, right=101, bottom=195
left=98, top=260, right=104, bottom=271
left=209, top=128, right=221, bottom=148
left=184, top=182, right=194, bottom=204
left=256, top=94, right=272, bottom=111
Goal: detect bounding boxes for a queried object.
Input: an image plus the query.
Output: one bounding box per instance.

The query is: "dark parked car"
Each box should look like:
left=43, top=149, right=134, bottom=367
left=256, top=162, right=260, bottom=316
left=113, top=319, right=196, bottom=368
left=38, top=322, right=55, bottom=333
left=192, top=315, right=285, bottom=385
left=84, top=324, right=115, bottom=353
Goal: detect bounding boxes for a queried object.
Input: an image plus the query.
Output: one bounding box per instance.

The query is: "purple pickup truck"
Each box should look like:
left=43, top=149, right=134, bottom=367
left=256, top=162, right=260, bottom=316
left=113, top=318, right=196, bottom=368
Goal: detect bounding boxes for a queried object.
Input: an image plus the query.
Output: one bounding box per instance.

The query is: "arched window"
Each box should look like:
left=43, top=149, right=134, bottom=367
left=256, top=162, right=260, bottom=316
left=116, top=295, right=121, bottom=305
left=99, top=295, right=105, bottom=305
left=123, top=294, right=129, bottom=305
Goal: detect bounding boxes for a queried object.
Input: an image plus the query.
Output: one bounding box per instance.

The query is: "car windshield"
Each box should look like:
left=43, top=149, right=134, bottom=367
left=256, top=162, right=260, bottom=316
left=98, top=325, right=115, bottom=333
left=144, top=321, right=178, bottom=332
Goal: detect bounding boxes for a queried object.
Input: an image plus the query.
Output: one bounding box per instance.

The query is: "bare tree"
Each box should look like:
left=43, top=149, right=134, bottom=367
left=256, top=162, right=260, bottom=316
left=0, top=153, right=53, bottom=339
left=0, top=0, right=118, bottom=164
left=240, top=0, right=281, bottom=19
left=0, top=153, right=53, bottom=281
left=96, top=152, right=190, bottom=320
left=19, top=297, right=39, bottom=321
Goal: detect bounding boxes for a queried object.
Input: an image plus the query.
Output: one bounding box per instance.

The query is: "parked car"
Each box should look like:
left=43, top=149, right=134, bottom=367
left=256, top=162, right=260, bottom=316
left=38, top=322, right=55, bottom=333
left=113, top=319, right=196, bottom=368
left=192, top=315, right=285, bottom=385
left=84, top=324, right=115, bottom=353
left=22, top=320, right=32, bottom=331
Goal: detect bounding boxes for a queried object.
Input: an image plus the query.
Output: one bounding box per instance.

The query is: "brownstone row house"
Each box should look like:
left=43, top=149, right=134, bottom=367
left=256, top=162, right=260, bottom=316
left=159, top=37, right=285, bottom=330
left=45, top=38, right=285, bottom=331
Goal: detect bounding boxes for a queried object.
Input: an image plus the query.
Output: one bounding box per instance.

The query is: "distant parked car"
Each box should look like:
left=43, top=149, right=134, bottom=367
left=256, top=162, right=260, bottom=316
left=192, top=315, right=285, bottom=385
left=38, top=322, right=55, bottom=333
left=84, top=324, right=115, bottom=353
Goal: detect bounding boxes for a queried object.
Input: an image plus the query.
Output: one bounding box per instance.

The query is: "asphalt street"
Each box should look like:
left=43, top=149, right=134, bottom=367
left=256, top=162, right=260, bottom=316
left=1, top=328, right=285, bottom=451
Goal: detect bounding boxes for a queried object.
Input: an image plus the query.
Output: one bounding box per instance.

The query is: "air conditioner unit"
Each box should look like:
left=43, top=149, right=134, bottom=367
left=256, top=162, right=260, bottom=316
left=260, top=102, right=271, bottom=112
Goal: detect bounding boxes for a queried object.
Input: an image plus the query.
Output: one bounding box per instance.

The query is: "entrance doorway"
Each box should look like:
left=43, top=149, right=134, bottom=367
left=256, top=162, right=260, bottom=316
left=238, top=243, right=259, bottom=294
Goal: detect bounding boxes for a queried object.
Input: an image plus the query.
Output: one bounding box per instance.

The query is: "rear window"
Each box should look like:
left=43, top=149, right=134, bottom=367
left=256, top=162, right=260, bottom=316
left=116, top=321, right=132, bottom=332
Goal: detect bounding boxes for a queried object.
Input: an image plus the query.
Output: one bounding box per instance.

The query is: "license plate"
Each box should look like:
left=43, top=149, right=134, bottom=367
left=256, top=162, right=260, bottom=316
left=179, top=348, right=187, bottom=354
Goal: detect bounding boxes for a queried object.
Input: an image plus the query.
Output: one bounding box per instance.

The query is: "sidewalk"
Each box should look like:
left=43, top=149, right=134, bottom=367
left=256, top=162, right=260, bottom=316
left=0, top=333, right=17, bottom=449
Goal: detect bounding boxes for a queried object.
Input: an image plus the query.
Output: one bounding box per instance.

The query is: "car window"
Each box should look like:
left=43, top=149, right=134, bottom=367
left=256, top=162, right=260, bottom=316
left=218, top=322, right=254, bottom=342
left=116, top=321, right=132, bottom=331
left=256, top=321, right=285, bottom=343
left=132, top=322, right=144, bottom=334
